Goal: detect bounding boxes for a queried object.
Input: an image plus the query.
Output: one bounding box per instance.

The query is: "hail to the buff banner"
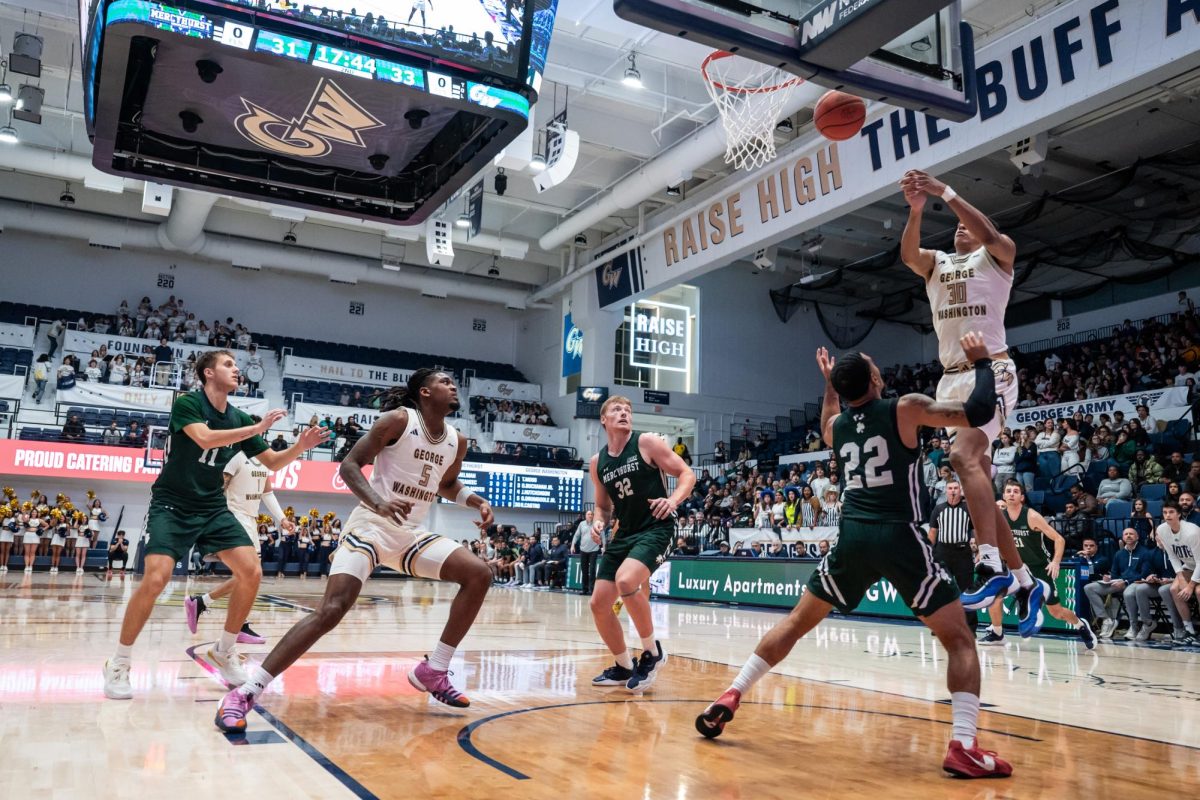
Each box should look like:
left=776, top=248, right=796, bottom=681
left=282, top=354, right=413, bottom=388
left=469, top=377, right=542, bottom=402
left=1005, top=386, right=1191, bottom=429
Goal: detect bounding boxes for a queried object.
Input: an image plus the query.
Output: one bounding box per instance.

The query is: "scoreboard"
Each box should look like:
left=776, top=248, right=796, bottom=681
left=452, top=462, right=585, bottom=512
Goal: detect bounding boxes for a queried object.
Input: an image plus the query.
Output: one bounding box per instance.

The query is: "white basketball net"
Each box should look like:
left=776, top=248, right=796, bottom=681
left=702, top=51, right=802, bottom=171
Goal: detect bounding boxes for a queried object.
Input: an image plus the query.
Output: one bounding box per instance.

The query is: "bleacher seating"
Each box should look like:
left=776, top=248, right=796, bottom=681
left=0, top=346, right=32, bottom=374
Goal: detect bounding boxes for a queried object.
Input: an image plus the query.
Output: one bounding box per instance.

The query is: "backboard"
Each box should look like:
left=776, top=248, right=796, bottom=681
left=613, top=0, right=977, bottom=121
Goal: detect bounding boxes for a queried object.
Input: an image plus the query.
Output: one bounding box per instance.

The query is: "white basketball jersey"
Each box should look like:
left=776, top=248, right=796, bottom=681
left=366, top=411, right=459, bottom=526
left=1157, top=520, right=1200, bottom=573
left=224, top=451, right=271, bottom=518
left=925, top=246, right=1012, bottom=368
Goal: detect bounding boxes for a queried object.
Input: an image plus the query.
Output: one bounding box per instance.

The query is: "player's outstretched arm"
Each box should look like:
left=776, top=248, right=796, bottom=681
left=183, top=407, right=285, bottom=451
left=1028, top=508, right=1066, bottom=577
left=338, top=410, right=413, bottom=525
left=815, top=347, right=840, bottom=446
left=438, top=436, right=494, bottom=531
left=901, top=170, right=1015, bottom=270
left=257, top=424, right=330, bottom=471
left=897, top=332, right=997, bottom=431
left=640, top=433, right=696, bottom=520
left=898, top=182, right=936, bottom=278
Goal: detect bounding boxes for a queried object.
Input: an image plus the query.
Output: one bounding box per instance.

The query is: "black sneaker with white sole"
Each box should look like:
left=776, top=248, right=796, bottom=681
left=625, top=641, right=667, bottom=693
left=977, top=629, right=1005, bottom=646
left=592, top=663, right=635, bottom=686
left=1076, top=622, right=1098, bottom=650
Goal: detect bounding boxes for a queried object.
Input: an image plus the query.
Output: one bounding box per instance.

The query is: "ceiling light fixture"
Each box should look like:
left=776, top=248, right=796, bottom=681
left=622, top=53, right=642, bottom=89
left=529, top=150, right=547, bottom=171
left=0, top=125, right=17, bottom=145
left=0, top=84, right=11, bottom=105
left=455, top=212, right=471, bottom=228
left=910, top=35, right=932, bottom=52
left=666, top=185, right=681, bottom=197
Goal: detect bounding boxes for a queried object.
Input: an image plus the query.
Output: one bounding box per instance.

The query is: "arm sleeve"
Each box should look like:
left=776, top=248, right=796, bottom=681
left=963, top=360, right=997, bottom=428
left=169, top=393, right=205, bottom=433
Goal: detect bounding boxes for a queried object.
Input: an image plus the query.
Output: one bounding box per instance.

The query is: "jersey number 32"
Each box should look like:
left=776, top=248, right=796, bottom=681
left=840, top=436, right=894, bottom=490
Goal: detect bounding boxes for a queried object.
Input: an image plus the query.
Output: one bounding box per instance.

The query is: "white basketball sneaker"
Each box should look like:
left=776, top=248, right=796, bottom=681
left=103, top=657, right=133, bottom=700
left=207, top=645, right=249, bottom=687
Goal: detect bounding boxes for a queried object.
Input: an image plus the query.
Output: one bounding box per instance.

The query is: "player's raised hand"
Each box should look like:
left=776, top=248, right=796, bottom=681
left=960, top=331, right=990, bottom=364
left=648, top=496, right=677, bottom=520
left=375, top=498, right=413, bottom=526
left=279, top=518, right=296, bottom=534
left=900, top=169, right=938, bottom=195
left=474, top=501, right=494, bottom=531
left=256, top=409, right=286, bottom=434
left=816, top=347, right=835, bottom=382
left=296, top=424, right=332, bottom=451
left=902, top=183, right=926, bottom=211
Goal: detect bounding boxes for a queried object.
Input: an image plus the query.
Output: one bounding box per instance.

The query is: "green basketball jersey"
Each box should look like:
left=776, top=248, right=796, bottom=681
left=597, top=431, right=669, bottom=536
left=1004, top=505, right=1051, bottom=570
left=833, top=398, right=922, bottom=523
left=153, top=391, right=269, bottom=513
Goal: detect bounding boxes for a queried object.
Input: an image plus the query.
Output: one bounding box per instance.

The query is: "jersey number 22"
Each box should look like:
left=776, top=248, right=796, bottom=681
left=840, top=436, right=894, bottom=490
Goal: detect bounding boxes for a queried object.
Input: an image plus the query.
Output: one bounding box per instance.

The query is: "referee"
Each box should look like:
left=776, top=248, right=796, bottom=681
left=928, top=480, right=977, bottom=630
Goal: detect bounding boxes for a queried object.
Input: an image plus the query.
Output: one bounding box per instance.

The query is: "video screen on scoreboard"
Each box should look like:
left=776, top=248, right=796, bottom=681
left=206, top=0, right=537, bottom=79
left=449, top=461, right=584, bottom=512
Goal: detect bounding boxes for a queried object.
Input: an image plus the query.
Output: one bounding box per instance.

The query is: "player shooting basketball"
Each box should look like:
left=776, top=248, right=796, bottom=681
left=899, top=170, right=1044, bottom=637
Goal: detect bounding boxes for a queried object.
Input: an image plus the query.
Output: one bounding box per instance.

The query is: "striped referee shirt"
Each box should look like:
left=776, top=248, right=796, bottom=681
left=929, top=501, right=972, bottom=546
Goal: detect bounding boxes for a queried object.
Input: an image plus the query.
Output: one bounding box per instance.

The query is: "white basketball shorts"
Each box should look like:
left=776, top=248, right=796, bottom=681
left=330, top=506, right=461, bottom=583
left=935, top=358, right=1018, bottom=443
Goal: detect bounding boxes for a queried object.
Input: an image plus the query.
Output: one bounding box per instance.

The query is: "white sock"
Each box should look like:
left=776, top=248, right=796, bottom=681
left=429, top=640, right=456, bottom=671
left=615, top=651, right=634, bottom=670
left=989, top=625, right=1003, bottom=635
left=1186, top=621, right=1197, bottom=635
left=238, top=665, right=274, bottom=698
left=977, top=544, right=1002, bottom=571
left=950, top=691, right=980, bottom=748
left=217, top=630, right=237, bottom=653
left=730, top=653, right=770, bottom=695
left=201, top=593, right=214, bottom=606
left=640, top=635, right=656, bottom=652
left=1011, top=564, right=1034, bottom=589
left=115, top=643, right=132, bottom=660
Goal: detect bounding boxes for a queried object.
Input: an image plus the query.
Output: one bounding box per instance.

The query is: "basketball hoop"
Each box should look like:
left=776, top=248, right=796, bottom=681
left=701, top=50, right=802, bottom=171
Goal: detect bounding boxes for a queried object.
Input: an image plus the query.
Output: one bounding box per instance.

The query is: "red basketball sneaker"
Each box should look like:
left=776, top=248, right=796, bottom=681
left=942, top=740, right=1013, bottom=779
left=695, top=689, right=741, bottom=739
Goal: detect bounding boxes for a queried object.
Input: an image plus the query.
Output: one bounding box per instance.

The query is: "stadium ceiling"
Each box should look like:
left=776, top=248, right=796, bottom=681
left=1, top=0, right=1199, bottom=309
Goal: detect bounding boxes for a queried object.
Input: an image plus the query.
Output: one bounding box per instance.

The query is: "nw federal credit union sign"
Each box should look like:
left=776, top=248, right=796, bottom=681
left=629, top=300, right=691, bottom=373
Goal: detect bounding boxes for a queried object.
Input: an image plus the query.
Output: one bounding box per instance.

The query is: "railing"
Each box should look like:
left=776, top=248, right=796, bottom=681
left=1016, top=312, right=1179, bottom=356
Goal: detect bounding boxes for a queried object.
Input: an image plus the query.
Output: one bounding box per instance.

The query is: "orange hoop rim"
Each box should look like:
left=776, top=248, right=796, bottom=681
left=700, top=50, right=804, bottom=94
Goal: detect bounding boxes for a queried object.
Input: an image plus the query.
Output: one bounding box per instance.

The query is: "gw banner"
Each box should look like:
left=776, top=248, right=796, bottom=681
left=637, top=557, right=1074, bottom=632
left=283, top=354, right=413, bottom=388
left=469, top=377, right=542, bottom=402
left=492, top=422, right=570, bottom=446
left=1005, top=386, right=1191, bottom=429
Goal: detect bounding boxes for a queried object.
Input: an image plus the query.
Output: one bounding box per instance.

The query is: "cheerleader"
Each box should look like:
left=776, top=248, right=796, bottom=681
left=256, top=523, right=271, bottom=561
left=49, top=511, right=69, bottom=574
left=72, top=513, right=91, bottom=574
left=296, top=521, right=313, bottom=578
left=316, top=519, right=336, bottom=577
left=0, top=503, right=16, bottom=573
left=22, top=508, right=43, bottom=572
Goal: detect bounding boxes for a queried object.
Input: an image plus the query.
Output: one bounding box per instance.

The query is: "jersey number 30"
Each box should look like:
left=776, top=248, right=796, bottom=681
left=840, top=436, right=894, bottom=490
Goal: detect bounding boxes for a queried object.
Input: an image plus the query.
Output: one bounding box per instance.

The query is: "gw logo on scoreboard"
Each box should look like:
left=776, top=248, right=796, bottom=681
left=235, top=77, right=383, bottom=159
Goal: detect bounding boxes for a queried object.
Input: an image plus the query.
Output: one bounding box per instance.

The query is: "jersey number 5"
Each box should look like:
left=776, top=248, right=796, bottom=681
left=840, top=436, right=894, bottom=490
left=614, top=477, right=633, bottom=499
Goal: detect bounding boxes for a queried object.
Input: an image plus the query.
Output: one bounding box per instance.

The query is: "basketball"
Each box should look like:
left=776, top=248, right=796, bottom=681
left=814, top=90, right=867, bottom=141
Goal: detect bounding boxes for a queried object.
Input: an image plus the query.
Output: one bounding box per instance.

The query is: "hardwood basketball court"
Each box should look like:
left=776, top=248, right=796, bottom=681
left=1, top=573, right=1195, bottom=799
